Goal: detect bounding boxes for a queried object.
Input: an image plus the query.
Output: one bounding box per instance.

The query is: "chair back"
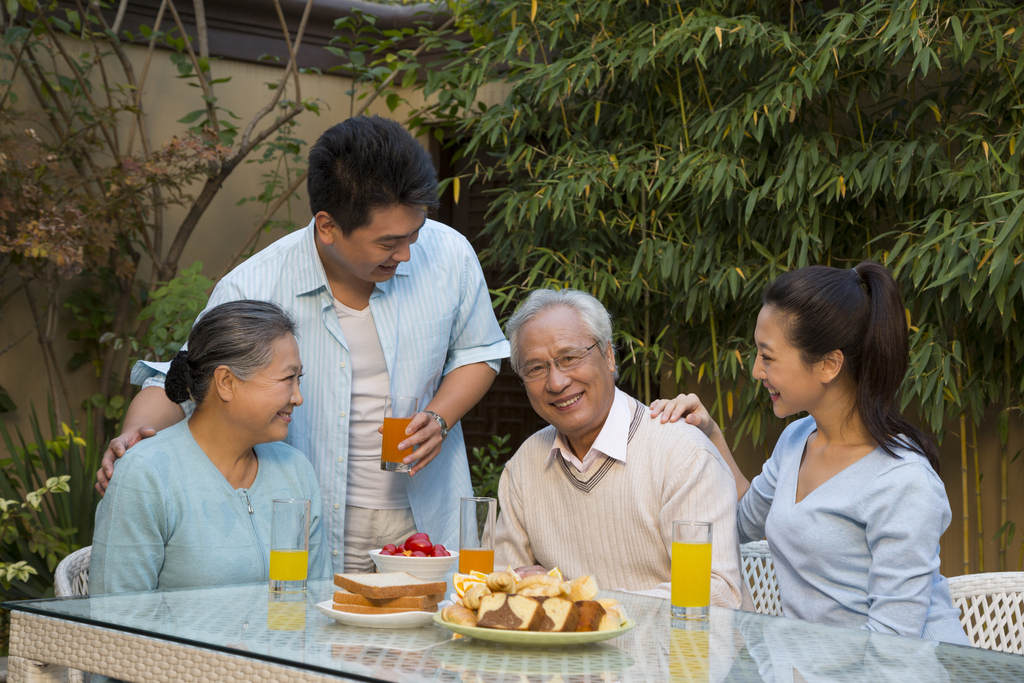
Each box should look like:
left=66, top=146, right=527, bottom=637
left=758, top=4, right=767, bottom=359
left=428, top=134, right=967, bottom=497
left=54, top=545, right=91, bottom=598
left=947, top=571, right=1024, bottom=654
left=741, top=540, right=783, bottom=616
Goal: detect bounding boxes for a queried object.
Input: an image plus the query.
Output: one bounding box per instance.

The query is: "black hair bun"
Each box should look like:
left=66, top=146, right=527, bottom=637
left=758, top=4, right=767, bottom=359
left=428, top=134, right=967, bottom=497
left=164, top=350, right=192, bottom=404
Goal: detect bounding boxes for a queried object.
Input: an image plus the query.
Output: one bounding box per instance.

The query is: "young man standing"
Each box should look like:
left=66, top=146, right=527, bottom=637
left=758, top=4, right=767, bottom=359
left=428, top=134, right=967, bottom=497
left=97, top=117, right=509, bottom=572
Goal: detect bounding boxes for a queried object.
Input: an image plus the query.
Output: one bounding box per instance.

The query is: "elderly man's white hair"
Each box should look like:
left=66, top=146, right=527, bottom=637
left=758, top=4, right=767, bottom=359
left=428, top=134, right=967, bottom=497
left=506, top=288, right=614, bottom=370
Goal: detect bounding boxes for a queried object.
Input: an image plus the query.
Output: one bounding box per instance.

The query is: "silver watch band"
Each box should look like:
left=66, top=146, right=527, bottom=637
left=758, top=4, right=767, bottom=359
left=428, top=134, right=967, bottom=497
left=424, top=410, right=449, bottom=439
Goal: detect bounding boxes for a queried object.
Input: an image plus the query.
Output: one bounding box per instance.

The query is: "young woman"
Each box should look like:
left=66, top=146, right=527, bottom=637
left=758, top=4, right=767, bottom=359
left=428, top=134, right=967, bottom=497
left=652, top=262, right=968, bottom=644
left=92, top=301, right=332, bottom=593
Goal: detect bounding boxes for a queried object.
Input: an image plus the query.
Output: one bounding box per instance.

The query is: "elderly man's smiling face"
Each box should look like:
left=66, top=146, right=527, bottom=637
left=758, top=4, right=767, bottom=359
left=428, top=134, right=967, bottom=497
left=517, top=306, right=617, bottom=456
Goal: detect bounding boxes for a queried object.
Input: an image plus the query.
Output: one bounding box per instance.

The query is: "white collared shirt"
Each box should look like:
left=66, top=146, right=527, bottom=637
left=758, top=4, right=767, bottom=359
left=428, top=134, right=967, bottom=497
left=545, top=388, right=631, bottom=473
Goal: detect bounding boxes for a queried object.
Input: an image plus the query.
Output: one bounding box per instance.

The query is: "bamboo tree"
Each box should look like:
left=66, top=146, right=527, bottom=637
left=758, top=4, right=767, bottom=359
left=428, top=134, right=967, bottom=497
left=972, top=420, right=984, bottom=573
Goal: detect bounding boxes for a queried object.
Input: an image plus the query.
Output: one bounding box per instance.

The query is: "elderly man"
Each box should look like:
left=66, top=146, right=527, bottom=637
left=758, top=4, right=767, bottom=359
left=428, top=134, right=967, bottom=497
left=494, top=288, right=746, bottom=607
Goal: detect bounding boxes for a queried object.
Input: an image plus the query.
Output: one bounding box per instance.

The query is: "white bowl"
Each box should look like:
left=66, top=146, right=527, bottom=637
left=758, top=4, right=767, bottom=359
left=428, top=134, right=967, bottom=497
left=368, top=548, right=459, bottom=582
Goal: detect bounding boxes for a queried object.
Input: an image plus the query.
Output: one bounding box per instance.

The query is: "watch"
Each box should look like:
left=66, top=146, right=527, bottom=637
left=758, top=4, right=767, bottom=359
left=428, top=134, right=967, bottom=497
left=424, top=410, right=449, bottom=440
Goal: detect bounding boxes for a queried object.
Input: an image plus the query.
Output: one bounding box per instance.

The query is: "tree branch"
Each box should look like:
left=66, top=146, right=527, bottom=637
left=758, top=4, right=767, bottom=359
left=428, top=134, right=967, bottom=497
left=238, top=0, right=314, bottom=151
left=160, top=104, right=306, bottom=279
left=217, top=169, right=307, bottom=281
left=165, top=0, right=218, bottom=132
left=39, top=17, right=119, bottom=156
left=0, top=324, right=35, bottom=359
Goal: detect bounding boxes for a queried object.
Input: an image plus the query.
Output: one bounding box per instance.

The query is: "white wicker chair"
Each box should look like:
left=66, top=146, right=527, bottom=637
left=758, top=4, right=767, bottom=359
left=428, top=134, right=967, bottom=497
left=947, top=571, right=1024, bottom=654
left=741, top=540, right=783, bottom=616
left=54, top=545, right=92, bottom=683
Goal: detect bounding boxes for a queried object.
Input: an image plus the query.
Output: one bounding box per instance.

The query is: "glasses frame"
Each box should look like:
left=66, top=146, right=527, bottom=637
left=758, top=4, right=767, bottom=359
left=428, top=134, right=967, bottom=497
left=515, top=342, right=600, bottom=383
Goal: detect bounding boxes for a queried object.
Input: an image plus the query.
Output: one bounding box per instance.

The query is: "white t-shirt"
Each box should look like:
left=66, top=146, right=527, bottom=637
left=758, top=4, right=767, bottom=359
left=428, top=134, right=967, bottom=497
left=333, top=299, right=410, bottom=510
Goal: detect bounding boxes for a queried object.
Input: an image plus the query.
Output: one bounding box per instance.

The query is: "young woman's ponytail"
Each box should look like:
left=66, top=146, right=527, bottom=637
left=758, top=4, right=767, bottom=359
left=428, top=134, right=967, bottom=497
left=853, top=262, right=940, bottom=472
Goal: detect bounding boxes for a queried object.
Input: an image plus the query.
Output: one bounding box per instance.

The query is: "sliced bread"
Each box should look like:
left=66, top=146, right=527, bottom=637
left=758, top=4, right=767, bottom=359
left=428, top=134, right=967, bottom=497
left=333, top=588, right=442, bottom=610
left=333, top=571, right=447, bottom=600
left=331, top=603, right=437, bottom=615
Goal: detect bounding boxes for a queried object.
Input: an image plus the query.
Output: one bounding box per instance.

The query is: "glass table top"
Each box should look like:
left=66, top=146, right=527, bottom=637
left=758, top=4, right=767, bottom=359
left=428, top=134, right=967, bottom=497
left=5, top=579, right=1023, bottom=683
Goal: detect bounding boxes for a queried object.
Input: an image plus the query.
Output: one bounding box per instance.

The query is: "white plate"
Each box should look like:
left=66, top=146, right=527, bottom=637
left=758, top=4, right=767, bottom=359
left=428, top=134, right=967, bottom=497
left=315, top=600, right=436, bottom=629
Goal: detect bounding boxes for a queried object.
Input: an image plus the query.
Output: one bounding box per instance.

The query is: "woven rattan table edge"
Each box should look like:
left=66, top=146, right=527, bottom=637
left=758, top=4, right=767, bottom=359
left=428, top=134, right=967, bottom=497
left=9, top=610, right=351, bottom=682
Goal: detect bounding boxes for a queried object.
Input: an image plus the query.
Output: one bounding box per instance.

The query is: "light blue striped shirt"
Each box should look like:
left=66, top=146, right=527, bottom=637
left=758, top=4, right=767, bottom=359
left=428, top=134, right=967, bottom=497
left=131, top=218, right=510, bottom=571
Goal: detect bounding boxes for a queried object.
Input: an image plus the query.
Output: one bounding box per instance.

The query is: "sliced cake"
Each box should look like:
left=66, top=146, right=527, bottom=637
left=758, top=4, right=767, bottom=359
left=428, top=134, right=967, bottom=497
left=535, top=596, right=580, bottom=632
left=476, top=593, right=543, bottom=631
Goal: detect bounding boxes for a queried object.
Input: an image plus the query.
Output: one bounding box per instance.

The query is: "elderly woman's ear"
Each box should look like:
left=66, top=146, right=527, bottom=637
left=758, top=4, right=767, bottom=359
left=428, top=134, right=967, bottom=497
left=212, top=365, right=237, bottom=402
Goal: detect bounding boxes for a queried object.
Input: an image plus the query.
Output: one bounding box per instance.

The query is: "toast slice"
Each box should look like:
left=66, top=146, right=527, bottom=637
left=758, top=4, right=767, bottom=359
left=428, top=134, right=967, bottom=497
left=333, top=588, right=442, bottom=610
left=331, top=603, right=437, bottom=615
left=333, top=571, right=447, bottom=600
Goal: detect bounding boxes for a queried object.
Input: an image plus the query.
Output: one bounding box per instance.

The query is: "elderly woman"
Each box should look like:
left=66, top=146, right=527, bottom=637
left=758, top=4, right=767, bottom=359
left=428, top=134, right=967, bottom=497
left=91, top=301, right=332, bottom=593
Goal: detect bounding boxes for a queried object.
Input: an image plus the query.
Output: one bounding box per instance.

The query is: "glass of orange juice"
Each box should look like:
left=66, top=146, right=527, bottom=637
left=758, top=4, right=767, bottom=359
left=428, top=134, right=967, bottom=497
left=269, top=498, right=311, bottom=592
left=671, top=520, right=713, bottom=619
left=380, top=395, right=419, bottom=472
left=459, top=496, right=496, bottom=574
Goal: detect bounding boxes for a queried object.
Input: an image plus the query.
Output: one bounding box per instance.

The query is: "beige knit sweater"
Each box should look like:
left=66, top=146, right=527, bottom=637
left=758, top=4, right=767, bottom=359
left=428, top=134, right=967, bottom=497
left=494, top=395, right=745, bottom=608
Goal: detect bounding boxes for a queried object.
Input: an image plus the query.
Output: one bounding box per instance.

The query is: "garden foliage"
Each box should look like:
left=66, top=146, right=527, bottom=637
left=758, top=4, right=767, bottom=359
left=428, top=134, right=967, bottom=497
left=339, top=0, right=1024, bottom=570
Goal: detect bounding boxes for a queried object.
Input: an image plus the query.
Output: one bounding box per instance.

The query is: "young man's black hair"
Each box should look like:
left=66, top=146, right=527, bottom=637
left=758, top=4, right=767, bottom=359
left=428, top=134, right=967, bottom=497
left=307, top=116, right=439, bottom=235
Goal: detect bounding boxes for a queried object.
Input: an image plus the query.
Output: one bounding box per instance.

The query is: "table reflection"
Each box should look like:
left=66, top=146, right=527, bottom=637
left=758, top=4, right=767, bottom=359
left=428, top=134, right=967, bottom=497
left=732, top=610, right=953, bottom=683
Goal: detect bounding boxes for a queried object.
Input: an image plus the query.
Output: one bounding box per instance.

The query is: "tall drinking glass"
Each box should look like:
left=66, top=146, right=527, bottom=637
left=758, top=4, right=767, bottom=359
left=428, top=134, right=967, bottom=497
left=459, top=497, right=496, bottom=575
left=671, top=520, right=713, bottom=619
left=380, top=396, right=419, bottom=472
left=269, top=498, right=310, bottom=592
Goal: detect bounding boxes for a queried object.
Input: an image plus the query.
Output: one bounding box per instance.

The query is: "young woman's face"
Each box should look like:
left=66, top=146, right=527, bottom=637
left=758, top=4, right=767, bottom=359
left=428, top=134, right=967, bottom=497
left=751, top=306, right=829, bottom=418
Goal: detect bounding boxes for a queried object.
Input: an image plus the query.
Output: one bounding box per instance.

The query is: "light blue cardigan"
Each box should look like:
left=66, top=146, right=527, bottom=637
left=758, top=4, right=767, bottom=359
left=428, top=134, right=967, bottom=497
left=92, top=421, right=332, bottom=594
left=738, top=416, right=968, bottom=645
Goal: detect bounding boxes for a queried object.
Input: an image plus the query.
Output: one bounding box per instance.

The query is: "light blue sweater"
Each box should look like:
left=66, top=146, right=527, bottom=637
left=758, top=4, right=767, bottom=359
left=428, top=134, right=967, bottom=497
left=92, top=421, right=332, bottom=594
left=737, top=416, right=968, bottom=645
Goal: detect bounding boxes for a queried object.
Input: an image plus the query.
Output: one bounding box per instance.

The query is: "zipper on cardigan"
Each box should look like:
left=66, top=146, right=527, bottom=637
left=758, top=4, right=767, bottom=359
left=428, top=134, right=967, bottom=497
left=241, top=488, right=267, bottom=577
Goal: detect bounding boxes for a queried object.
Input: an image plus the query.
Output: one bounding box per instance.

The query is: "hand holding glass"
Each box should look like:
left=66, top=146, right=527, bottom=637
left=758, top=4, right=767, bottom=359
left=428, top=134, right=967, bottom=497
left=269, top=498, right=310, bottom=592
left=381, top=395, right=419, bottom=472
left=459, top=497, right=496, bottom=575
left=671, top=520, right=713, bottom=619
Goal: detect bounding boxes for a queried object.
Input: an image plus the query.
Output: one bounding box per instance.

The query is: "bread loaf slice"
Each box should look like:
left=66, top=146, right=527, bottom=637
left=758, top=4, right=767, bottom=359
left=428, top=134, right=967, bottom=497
left=333, top=588, right=442, bottom=609
left=331, top=603, right=436, bottom=615
left=535, top=596, right=580, bottom=632
left=476, top=593, right=543, bottom=631
left=574, top=600, right=607, bottom=632
left=333, top=572, right=446, bottom=599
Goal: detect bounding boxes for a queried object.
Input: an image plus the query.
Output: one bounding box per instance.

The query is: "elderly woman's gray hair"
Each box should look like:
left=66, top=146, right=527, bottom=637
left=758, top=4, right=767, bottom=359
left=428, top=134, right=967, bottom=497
left=506, top=288, right=614, bottom=369
left=165, top=300, right=297, bottom=406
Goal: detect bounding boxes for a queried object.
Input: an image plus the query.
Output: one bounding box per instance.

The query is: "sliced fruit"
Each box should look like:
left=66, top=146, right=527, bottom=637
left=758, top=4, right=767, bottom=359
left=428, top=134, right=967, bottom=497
left=547, top=567, right=563, bottom=581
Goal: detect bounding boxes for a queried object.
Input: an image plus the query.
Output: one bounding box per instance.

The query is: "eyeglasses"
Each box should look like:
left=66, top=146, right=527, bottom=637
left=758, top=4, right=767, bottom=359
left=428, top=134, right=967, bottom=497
left=515, top=343, right=599, bottom=383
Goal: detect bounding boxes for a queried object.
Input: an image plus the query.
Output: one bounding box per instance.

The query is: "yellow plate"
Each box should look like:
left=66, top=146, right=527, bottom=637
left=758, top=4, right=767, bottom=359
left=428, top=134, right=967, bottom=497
left=432, top=613, right=636, bottom=646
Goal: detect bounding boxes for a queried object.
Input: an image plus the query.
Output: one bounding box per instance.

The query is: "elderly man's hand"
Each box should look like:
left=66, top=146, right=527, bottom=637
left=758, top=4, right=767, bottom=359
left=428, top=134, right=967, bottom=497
left=649, top=393, right=719, bottom=440
left=95, top=425, right=158, bottom=495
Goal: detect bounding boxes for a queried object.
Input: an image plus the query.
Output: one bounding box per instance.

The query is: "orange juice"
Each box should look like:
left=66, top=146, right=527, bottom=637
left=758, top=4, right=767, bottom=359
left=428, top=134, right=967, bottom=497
left=269, top=549, right=309, bottom=581
left=458, top=547, right=494, bottom=574
left=671, top=542, right=712, bottom=607
left=381, top=417, right=414, bottom=463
